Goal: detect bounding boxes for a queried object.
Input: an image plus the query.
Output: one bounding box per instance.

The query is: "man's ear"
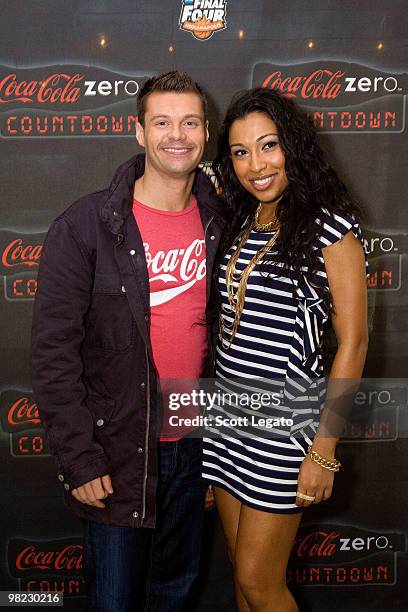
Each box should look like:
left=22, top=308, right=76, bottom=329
left=136, top=120, right=145, bottom=148
left=205, top=120, right=209, bottom=143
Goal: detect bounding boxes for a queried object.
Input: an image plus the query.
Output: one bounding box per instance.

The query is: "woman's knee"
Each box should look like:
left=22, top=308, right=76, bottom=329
left=234, top=559, right=286, bottom=606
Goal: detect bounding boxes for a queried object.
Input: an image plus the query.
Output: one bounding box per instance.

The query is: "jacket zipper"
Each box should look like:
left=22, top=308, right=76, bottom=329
left=141, top=345, right=150, bottom=524
left=116, top=232, right=151, bottom=525
left=203, top=215, right=214, bottom=242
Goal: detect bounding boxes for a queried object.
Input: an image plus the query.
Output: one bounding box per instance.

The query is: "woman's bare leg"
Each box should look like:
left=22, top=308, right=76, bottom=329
left=235, top=506, right=302, bottom=612
left=213, top=486, right=251, bottom=612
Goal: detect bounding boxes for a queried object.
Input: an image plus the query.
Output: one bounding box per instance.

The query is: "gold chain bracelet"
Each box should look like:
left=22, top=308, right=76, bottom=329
left=307, top=446, right=341, bottom=472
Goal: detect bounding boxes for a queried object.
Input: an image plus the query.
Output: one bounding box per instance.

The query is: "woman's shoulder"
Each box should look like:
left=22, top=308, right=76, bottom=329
left=314, top=208, right=364, bottom=250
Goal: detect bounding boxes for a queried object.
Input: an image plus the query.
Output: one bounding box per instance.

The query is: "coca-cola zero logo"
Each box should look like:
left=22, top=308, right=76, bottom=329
left=363, top=229, right=408, bottom=257
left=0, top=65, right=148, bottom=138
left=287, top=524, right=404, bottom=586
left=252, top=61, right=407, bottom=133
left=363, top=230, right=407, bottom=292
left=291, top=529, right=395, bottom=561
left=261, top=69, right=402, bottom=100
left=0, top=69, right=141, bottom=107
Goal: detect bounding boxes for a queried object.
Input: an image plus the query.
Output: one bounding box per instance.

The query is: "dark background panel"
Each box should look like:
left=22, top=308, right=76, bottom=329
left=1, top=1, right=407, bottom=610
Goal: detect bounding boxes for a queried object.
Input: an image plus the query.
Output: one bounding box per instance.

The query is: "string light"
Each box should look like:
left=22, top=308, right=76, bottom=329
left=377, top=41, right=384, bottom=50
left=307, top=40, right=314, bottom=49
left=99, top=35, right=107, bottom=48
left=168, top=44, right=175, bottom=53
left=238, top=29, right=245, bottom=40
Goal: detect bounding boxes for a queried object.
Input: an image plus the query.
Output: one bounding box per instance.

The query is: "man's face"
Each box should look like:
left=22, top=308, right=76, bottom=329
left=136, top=92, right=208, bottom=179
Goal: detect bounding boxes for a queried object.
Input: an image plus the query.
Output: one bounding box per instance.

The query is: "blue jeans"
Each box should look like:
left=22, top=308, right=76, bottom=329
left=81, top=438, right=205, bottom=612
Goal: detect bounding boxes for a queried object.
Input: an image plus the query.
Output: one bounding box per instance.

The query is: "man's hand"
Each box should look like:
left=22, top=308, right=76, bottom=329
left=72, top=475, right=113, bottom=508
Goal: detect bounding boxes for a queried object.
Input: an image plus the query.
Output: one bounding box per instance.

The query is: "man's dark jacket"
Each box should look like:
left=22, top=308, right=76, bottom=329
left=31, top=154, right=225, bottom=528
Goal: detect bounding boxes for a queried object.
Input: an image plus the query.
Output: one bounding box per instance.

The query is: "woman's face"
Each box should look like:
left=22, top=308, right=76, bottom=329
left=228, top=111, right=288, bottom=205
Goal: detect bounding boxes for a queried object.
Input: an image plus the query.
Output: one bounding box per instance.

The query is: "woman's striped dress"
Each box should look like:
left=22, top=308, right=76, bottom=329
left=202, top=210, right=364, bottom=513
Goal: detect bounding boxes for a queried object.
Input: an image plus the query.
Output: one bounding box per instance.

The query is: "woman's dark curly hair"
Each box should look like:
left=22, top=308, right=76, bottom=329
left=213, top=87, right=362, bottom=312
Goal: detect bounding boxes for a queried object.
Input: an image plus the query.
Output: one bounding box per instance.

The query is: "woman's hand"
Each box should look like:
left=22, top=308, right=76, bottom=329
left=295, top=454, right=334, bottom=507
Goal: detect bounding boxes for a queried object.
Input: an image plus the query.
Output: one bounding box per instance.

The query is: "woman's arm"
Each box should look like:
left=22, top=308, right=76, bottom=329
left=314, top=229, right=368, bottom=454
left=296, top=229, right=368, bottom=506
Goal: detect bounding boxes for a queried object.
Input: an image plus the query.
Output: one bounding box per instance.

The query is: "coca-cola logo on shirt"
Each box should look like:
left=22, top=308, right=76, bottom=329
left=8, top=539, right=83, bottom=577
left=144, top=239, right=206, bottom=306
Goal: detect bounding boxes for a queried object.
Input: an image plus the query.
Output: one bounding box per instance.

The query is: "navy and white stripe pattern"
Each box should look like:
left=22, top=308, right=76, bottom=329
left=203, top=210, right=364, bottom=513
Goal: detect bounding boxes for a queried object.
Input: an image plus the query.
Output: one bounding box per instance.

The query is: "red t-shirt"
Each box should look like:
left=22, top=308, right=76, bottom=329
left=133, top=196, right=207, bottom=440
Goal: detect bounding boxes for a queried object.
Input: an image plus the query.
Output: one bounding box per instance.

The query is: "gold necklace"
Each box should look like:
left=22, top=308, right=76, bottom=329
left=253, top=201, right=280, bottom=232
left=220, top=217, right=280, bottom=349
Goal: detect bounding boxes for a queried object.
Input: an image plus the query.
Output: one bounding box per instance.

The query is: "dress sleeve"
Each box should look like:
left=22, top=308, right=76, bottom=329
left=315, top=209, right=365, bottom=250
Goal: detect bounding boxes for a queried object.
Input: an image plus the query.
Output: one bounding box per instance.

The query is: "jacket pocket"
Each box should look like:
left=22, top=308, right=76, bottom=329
left=85, top=394, right=135, bottom=473
left=84, top=293, right=136, bottom=351
left=86, top=394, right=116, bottom=431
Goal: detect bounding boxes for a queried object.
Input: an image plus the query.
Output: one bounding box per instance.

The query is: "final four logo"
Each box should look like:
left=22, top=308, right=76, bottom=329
left=179, top=0, right=227, bottom=40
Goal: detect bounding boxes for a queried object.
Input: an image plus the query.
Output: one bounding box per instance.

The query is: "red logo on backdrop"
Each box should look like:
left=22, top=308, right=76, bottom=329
left=0, top=73, right=83, bottom=105
left=261, top=69, right=344, bottom=100
left=1, top=390, right=42, bottom=432
left=2, top=238, right=42, bottom=268
left=252, top=61, right=407, bottom=132
left=363, top=229, right=407, bottom=293
left=0, top=65, right=149, bottom=138
left=292, top=529, right=338, bottom=559
left=9, top=539, right=83, bottom=577
left=16, top=545, right=82, bottom=572
left=21, top=576, right=85, bottom=597
left=287, top=524, right=404, bottom=586
left=9, top=539, right=85, bottom=598
left=8, top=397, right=40, bottom=428
left=0, top=230, right=45, bottom=301
left=341, top=382, right=403, bottom=442
left=1, top=390, right=49, bottom=456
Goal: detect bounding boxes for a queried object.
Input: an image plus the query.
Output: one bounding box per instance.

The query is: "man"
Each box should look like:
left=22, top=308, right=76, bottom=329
left=31, top=71, right=224, bottom=611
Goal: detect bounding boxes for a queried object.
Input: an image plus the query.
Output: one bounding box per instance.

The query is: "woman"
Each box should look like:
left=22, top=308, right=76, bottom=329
left=202, top=88, right=368, bottom=612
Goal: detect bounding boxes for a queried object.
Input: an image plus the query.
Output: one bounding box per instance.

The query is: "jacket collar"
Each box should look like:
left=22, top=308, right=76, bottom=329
left=101, top=153, right=224, bottom=234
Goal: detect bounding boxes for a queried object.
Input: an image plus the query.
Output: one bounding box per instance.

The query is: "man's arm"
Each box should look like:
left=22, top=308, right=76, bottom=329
left=31, top=215, right=111, bottom=495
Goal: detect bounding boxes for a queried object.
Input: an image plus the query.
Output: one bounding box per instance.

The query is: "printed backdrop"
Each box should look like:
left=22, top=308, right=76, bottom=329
left=1, top=1, right=407, bottom=610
